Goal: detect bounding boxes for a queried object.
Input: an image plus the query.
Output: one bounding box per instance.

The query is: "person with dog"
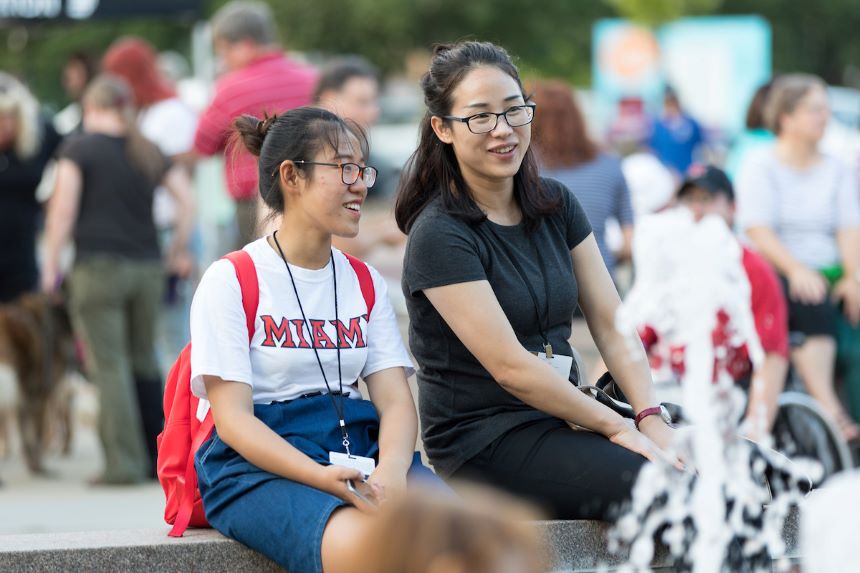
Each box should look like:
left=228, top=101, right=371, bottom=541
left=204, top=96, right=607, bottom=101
left=188, top=107, right=443, bottom=573
left=395, top=41, right=676, bottom=520
left=41, top=74, right=194, bottom=484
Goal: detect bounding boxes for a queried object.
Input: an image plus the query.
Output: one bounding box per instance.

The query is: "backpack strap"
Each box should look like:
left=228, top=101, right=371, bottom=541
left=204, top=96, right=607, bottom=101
left=223, top=250, right=260, bottom=343
left=168, top=250, right=259, bottom=538
left=344, top=252, right=376, bottom=318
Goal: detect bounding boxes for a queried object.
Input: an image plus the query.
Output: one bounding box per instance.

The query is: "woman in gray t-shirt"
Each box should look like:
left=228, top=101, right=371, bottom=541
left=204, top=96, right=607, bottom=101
left=736, top=74, right=860, bottom=442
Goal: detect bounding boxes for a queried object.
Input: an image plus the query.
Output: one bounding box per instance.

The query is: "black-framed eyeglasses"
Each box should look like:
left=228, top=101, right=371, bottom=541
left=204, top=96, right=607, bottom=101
left=290, top=161, right=378, bottom=188
left=443, top=104, right=536, bottom=134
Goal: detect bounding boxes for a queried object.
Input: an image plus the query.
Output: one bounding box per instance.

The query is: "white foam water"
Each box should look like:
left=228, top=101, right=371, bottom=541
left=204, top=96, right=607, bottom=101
left=611, top=208, right=809, bottom=572
left=800, top=470, right=860, bottom=572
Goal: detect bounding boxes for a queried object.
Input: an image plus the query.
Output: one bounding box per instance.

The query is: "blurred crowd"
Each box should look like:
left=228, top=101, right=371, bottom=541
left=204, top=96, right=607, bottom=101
left=1, top=0, right=859, bottom=568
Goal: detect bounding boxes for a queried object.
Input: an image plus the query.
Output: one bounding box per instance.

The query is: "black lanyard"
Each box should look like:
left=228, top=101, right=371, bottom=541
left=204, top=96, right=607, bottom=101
left=272, top=231, right=352, bottom=454
left=482, top=223, right=554, bottom=357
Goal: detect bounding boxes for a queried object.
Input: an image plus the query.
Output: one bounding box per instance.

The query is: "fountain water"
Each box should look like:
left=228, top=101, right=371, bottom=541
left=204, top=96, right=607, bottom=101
left=611, top=208, right=813, bottom=572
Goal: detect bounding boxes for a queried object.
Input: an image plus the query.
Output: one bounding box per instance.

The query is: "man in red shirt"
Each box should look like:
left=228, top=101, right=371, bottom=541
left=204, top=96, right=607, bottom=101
left=676, top=165, right=790, bottom=433
left=194, top=1, right=318, bottom=247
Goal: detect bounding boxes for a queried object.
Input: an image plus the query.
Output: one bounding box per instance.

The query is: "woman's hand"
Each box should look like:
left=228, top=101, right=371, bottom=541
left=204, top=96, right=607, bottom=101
left=787, top=265, right=828, bottom=305
left=367, top=462, right=409, bottom=504
left=606, top=421, right=681, bottom=469
left=832, top=276, right=860, bottom=326
left=166, top=248, right=195, bottom=279
left=314, top=465, right=380, bottom=514
left=637, top=415, right=676, bottom=452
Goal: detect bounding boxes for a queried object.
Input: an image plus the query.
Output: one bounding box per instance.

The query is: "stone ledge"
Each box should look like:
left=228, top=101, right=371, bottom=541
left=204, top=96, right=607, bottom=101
left=0, top=512, right=799, bottom=573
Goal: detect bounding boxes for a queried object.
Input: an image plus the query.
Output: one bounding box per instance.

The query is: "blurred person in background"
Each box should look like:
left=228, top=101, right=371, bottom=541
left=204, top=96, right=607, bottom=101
left=193, top=0, right=317, bottom=248
left=314, top=56, right=405, bottom=260
left=102, top=36, right=199, bottom=363
left=530, top=80, right=634, bottom=282
left=359, top=489, right=545, bottom=573
left=725, top=80, right=776, bottom=182
left=53, top=51, right=97, bottom=136
left=0, top=72, right=62, bottom=302
left=620, top=149, right=676, bottom=220
left=674, top=165, right=789, bottom=435
left=648, top=87, right=706, bottom=177
left=41, top=75, right=194, bottom=484
left=530, top=80, right=635, bottom=384
left=736, top=73, right=860, bottom=442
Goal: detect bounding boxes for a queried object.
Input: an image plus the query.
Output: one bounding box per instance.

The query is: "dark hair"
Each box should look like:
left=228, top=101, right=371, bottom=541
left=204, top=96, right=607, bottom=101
left=745, top=80, right=776, bottom=130
left=232, top=106, right=368, bottom=214
left=66, top=51, right=97, bottom=82
left=394, top=41, right=559, bottom=234
left=313, top=55, right=379, bottom=103
left=529, top=79, right=598, bottom=168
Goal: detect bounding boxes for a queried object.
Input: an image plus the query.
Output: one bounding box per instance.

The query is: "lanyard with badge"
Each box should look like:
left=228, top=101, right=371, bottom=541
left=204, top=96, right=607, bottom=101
left=483, top=224, right=575, bottom=381
left=272, top=232, right=376, bottom=478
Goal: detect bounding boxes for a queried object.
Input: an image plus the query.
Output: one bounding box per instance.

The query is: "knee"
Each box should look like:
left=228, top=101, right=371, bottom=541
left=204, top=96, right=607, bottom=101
left=321, top=507, right=372, bottom=573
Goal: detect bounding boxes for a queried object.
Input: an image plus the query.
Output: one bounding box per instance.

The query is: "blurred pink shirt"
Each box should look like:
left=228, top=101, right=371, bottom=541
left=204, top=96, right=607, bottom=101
left=194, top=52, right=318, bottom=200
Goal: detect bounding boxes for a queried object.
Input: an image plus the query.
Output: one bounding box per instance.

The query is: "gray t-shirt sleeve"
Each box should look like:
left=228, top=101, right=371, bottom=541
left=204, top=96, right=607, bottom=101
left=836, top=160, right=860, bottom=229
left=736, top=149, right=777, bottom=230
left=616, top=168, right=635, bottom=226
left=404, top=212, right=488, bottom=295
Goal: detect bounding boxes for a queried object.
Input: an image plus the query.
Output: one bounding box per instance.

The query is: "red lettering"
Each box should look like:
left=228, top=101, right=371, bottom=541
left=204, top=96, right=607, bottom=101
left=260, top=315, right=295, bottom=348
left=310, top=319, right=336, bottom=349
left=291, top=319, right=311, bottom=348
left=331, top=316, right=366, bottom=349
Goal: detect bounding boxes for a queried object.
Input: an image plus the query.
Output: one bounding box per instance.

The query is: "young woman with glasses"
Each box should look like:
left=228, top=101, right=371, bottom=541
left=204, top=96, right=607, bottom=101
left=396, top=41, right=677, bottom=520
left=189, top=107, right=444, bottom=573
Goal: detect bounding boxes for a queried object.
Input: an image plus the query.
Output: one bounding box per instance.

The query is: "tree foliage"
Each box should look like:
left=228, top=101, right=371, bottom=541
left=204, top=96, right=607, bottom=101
left=1, top=0, right=859, bottom=108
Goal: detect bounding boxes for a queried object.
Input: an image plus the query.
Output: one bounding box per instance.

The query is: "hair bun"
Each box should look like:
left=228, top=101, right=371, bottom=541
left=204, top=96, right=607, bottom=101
left=232, top=113, right=278, bottom=157
left=432, top=43, right=454, bottom=57
left=257, top=113, right=279, bottom=138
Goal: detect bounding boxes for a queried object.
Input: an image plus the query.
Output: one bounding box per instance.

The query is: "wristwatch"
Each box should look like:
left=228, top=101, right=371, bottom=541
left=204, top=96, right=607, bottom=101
left=634, top=405, right=672, bottom=429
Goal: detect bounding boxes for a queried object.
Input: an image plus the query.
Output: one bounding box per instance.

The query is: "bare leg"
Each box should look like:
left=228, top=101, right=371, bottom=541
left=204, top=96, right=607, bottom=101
left=321, top=506, right=374, bottom=573
left=792, top=336, right=860, bottom=440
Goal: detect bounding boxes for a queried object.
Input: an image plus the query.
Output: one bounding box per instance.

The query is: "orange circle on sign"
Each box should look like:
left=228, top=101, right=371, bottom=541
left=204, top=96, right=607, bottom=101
left=600, top=26, right=660, bottom=82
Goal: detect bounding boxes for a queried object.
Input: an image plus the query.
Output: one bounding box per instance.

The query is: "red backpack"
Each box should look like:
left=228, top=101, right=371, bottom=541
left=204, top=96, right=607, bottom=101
left=157, top=249, right=376, bottom=537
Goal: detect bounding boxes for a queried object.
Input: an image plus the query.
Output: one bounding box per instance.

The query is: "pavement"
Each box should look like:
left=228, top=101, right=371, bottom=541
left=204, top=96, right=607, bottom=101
left=0, top=380, right=165, bottom=535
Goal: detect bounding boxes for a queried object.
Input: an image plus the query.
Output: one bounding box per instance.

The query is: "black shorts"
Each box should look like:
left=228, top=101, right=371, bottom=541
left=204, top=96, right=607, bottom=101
left=779, top=276, right=838, bottom=341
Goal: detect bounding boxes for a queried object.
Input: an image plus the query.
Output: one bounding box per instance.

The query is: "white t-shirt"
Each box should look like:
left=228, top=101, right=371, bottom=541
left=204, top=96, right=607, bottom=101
left=190, top=238, right=414, bottom=404
left=139, top=97, right=198, bottom=229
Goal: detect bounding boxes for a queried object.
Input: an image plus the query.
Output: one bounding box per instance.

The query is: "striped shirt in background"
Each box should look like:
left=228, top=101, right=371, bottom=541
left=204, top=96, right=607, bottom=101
left=194, top=52, right=318, bottom=201
left=543, top=152, right=634, bottom=277
left=735, top=147, right=860, bottom=270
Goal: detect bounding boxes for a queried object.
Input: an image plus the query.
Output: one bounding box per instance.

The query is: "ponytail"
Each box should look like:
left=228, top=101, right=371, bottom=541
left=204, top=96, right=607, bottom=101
left=83, top=74, right=168, bottom=184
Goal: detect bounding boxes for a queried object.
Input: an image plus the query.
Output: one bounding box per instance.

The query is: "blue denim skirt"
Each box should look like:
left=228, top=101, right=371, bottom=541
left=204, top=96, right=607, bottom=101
left=195, top=395, right=442, bottom=573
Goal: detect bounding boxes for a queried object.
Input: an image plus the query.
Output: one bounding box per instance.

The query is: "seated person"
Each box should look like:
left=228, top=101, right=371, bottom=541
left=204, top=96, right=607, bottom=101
left=397, top=41, right=676, bottom=521
left=636, top=165, right=790, bottom=435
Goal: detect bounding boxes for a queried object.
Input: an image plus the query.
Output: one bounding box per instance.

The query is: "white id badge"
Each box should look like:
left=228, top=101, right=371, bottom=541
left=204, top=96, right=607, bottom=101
left=538, top=352, right=574, bottom=380
left=329, top=451, right=376, bottom=478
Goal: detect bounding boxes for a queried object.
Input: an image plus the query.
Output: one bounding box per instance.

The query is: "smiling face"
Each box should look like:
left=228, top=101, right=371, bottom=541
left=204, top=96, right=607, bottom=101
left=286, top=129, right=368, bottom=239
left=431, top=65, right=531, bottom=192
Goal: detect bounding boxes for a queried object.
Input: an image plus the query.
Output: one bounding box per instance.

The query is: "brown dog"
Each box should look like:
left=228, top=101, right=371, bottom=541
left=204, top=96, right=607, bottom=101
left=0, top=292, right=79, bottom=474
